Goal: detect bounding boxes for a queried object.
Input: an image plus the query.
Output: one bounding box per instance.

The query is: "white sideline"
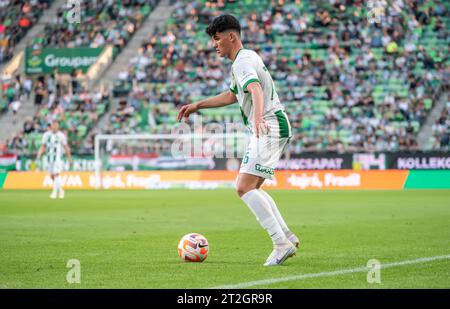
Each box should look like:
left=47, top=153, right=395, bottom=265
left=210, top=254, right=450, bottom=289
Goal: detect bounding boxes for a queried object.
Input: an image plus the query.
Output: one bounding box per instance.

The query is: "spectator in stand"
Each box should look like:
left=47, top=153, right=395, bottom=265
left=0, top=0, right=51, bottom=63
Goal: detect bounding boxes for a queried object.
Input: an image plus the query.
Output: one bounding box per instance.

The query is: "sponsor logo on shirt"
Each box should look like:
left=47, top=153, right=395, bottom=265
left=255, top=164, right=274, bottom=175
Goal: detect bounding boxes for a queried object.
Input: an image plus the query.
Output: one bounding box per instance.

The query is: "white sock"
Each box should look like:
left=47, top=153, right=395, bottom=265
left=259, top=189, right=292, bottom=237
left=241, top=189, right=287, bottom=245
left=54, top=176, right=61, bottom=193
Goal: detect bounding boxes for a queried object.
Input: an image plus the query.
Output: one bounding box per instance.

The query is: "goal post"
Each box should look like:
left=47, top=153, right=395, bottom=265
left=94, top=133, right=250, bottom=187
left=93, top=132, right=292, bottom=189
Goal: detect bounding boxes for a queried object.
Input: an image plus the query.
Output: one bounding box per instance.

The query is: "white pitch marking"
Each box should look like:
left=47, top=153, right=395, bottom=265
left=210, top=254, right=450, bottom=289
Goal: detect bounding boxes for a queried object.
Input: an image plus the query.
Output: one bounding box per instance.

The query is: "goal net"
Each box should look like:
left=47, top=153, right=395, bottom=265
left=93, top=132, right=250, bottom=188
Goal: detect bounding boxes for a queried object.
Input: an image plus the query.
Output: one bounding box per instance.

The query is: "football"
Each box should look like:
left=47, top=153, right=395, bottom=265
left=177, top=233, right=209, bottom=262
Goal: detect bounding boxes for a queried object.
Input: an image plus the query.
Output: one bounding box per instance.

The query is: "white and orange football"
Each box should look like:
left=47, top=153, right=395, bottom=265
left=177, top=233, right=209, bottom=262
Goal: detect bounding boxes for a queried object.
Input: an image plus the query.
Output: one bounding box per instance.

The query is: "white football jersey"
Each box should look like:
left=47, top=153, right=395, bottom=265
left=41, top=131, right=67, bottom=163
left=229, top=48, right=286, bottom=130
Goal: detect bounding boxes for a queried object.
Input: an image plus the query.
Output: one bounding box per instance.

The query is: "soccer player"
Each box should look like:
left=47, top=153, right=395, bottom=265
left=177, top=15, right=299, bottom=266
left=36, top=121, right=72, bottom=199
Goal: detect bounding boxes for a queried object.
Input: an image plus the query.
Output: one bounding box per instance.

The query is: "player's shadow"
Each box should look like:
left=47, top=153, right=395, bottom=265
left=202, top=260, right=256, bottom=265
left=169, top=260, right=257, bottom=266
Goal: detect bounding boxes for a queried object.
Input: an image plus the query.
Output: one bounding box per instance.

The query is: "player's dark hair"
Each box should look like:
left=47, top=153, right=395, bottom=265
left=205, top=14, right=241, bottom=37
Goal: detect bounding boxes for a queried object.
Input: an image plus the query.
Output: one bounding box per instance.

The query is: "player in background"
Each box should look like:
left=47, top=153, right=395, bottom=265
left=36, top=121, right=72, bottom=199
left=177, top=15, right=299, bottom=266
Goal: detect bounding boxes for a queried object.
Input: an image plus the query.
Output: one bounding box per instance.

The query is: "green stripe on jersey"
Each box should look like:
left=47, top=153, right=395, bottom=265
left=230, top=86, right=238, bottom=95
left=232, top=48, right=244, bottom=64
left=240, top=106, right=248, bottom=125
left=274, top=110, right=291, bottom=138
left=243, top=79, right=260, bottom=93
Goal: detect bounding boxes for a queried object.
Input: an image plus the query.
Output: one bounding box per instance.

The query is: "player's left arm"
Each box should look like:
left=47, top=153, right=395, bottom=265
left=246, top=82, right=269, bottom=138
left=62, top=135, right=72, bottom=164
left=64, top=144, right=72, bottom=163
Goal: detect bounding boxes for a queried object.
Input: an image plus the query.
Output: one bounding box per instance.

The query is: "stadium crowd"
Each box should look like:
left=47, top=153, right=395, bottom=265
left=2, top=0, right=450, bottom=156
left=431, top=101, right=450, bottom=150
left=104, top=0, right=449, bottom=153
left=0, top=0, right=53, bottom=64
left=5, top=70, right=110, bottom=154
left=28, top=0, right=160, bottom=51
left=3, top=0, right=160, bottom=155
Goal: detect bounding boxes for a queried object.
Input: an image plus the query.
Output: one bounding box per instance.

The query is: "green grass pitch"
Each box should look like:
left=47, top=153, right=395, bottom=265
left=0, top=189, right=449, bottom=288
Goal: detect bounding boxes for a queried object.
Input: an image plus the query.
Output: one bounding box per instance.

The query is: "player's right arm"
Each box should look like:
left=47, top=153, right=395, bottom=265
left=36, top=144, right=45, bottom=161
left=177, top=90, right=237, bottom=122
left=36, top=133, right=48, bottom=161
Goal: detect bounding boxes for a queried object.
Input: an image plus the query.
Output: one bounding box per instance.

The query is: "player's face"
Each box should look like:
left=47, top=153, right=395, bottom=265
left=212, top=32, right=231, bottom=58
left=51, top=123, right=59, bottom=132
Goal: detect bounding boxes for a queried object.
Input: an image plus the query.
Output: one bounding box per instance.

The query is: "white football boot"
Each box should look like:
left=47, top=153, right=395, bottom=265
left=264, top=240, right=297, bottom=266
left=50, top=191, right=57, bottom=199
left=287, top=233, right=300, bottom=248
left=287, top=233, right=300, bottom=257
left=58, top=189, right=65, bottom=199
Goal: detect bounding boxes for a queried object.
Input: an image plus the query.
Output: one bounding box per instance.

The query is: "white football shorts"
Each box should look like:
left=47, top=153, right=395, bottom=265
left=47, top=161, right=63, bottom=175
left=239, top=111, right=291, bottom=180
